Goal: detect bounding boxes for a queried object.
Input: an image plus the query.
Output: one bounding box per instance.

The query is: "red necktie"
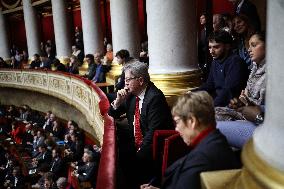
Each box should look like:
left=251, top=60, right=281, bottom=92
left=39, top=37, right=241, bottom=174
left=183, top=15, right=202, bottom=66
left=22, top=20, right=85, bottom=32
left=134, top=96, right=143, bottom=149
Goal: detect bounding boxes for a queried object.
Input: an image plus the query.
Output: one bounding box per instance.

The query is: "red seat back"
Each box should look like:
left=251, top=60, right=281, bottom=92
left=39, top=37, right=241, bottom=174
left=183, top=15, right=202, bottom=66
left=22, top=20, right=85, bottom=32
left=162, top=133, right=190, bottom=177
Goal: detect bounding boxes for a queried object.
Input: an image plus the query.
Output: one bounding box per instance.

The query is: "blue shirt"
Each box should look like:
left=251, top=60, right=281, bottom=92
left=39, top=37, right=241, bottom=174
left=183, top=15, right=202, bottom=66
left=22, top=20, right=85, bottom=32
left=92, top=64, right=103, bottom=83
left=238, top=39, right=252, bottom=67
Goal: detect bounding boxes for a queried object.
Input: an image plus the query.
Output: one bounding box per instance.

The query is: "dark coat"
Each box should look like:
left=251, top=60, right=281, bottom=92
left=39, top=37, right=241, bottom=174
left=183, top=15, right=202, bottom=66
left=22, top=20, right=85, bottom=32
left=109, top=82, right=174, bottom=157
left=109, top=82, right=174, bottom=184
left=196, top=52, right=247, bottom=106
left=162, top=130, right=240, bottom=189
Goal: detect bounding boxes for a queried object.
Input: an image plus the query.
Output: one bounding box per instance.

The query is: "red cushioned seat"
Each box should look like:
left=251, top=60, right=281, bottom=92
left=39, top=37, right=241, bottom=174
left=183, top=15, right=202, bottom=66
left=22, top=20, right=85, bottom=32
left=161, top=133, right=190, bottom=177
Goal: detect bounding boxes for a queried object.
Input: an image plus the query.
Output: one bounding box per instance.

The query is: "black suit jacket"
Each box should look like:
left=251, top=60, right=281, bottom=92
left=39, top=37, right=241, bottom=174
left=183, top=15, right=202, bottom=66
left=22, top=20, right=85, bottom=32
left=109, top=82, right=174, bottom=159
left=6, top=175, right=25, bottom=189
left=162, top=130, right=240, bottom=189
left=50, top=157, right=64, bottom=176
left=78, top=162, right=97, bottom=182
left=37, top=150, right=52, bottom=166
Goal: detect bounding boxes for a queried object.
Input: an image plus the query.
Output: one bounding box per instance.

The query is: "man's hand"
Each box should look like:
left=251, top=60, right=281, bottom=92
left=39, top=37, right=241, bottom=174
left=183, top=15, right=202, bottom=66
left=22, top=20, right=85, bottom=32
left=237, top=105, right=262, bottom=122
left=113, top=88, right=129, bottom=108
left=228, top=98, right=245, bottom=109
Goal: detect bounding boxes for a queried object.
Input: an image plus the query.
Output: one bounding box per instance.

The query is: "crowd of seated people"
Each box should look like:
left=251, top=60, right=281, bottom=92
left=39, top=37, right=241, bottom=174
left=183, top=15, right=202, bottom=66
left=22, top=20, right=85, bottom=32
left=0, top=105, right=101, bottom=188
left=194, top=0, right=265, bottom=150
left=0, top=1, right=265, bottom=188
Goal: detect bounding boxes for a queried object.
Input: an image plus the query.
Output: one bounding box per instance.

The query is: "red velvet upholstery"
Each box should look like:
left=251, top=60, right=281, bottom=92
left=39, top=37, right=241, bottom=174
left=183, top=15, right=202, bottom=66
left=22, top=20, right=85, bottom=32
left=96, top=116, right=116, bottom=189
left=152, top=130, right=178, bottom=161
left=152, top=130, right=177, bottom=179
left=162, top=133, right=190, bottom=177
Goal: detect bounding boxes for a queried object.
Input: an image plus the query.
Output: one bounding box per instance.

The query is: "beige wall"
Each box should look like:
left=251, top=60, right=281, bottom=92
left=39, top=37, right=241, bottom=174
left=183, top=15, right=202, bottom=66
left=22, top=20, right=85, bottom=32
left=0, top=87, right=100, bottom=145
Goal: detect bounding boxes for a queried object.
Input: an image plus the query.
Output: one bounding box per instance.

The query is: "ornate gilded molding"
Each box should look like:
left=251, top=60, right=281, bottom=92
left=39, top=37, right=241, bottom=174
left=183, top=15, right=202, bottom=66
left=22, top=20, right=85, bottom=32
left=1, top=0, right=21, bottom=10
left=0, top=70, right=105, bottom=143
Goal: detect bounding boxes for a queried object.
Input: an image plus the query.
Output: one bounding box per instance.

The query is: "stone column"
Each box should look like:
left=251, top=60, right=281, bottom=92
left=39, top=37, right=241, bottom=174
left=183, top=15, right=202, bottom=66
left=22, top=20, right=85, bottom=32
left=107, top=0, right=141, bottom=83
left=146, top=0, right=201, bottom=101
left=80, top=0, right=104, bottom=55
left=51, top=0, right=71, bottom=63
left=110, top=0, right=140, bottom=57
left=253, top=0, right=284, bottom=172
left=23, top=0, right=41, bottom=59
left=0, top=8, right=10, bottom=59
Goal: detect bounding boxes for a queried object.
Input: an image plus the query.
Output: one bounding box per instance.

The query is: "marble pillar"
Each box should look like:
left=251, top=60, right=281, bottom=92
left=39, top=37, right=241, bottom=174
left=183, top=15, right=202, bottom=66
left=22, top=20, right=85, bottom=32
left=0, top=8, right=10, bottom=59
left=146, top=0, right=201, bottom=100
left=80, top=0, right=104, bottom=55
left=23, top=0, right=41, bottom=59
left=51, top=0, right=72, bottom=63
left=110, top=0, right=140, bottom=57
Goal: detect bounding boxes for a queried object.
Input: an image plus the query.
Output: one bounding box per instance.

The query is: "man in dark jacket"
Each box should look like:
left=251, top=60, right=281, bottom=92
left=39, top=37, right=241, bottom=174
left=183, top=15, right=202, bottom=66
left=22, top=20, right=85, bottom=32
left=193, top=31, right=247, bottom=107
left=109, top=61, right=174, bottom=187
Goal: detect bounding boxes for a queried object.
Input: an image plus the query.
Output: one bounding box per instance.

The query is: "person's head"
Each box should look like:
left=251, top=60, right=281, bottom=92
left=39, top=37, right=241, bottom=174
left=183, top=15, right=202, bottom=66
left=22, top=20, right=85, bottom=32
left=53, top=120, right=59, bottom=128
left=45, top=110, right=52, bottom=118
left=124, top=60, right=150, bottom=95
left=85, top=54, right=94, bottom=65
left=172, top=92, right=216, bottom=146
left=248, top=32, right=266, bottom=64
left=93, top=144, right=101, bottom=152
left=71, top=45, right=76, bottom=53
left=11, top=56, right=16, bottom=63
left=12, top=167, right=21, bottom=177
left=44, top=178, right=53, bottom=189
left=38, top=143, right=47, bottom=153
left=56, top=177, right=68, bottom=189
left=213, top=14, right=225, bottom=32
left=200, top=13, right=206, bottom=25
left=11, top=121, right=17, bottom=130
left=37, top=130, right=43, bottom=137
left=106, top=44, right=113, bottom=52
left=82, top=151, right=93, bottom=163
left=115, top=49, right=130, bottom=65
left=40, top=52, right=48, bottom=62
left=233, top=14, right=253, bottom=36
left=67, top=120, right=74, bottom=129
left=33, top=54, right=40, bottom=61
left=70, top=55, right=80, bottom=66
left=141, top=41, right=148, bottom=52
left=52, top=148, right=60, bottom=158
left=49, top=113, right=55, bottom=121
left=94, top=52, right=103, bottom=65
left=208, top=31, right=233, bottom=60
left=84, top=145, right=93, bottom=153
left=70, top=132, right=78, bottom=142
left=25, top=122, right=32, bottom=130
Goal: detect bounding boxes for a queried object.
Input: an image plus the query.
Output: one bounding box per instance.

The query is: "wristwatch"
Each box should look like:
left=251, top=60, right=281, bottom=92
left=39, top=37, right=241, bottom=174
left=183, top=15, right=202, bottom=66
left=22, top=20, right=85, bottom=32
left=255, top=114, right=264, bottom=125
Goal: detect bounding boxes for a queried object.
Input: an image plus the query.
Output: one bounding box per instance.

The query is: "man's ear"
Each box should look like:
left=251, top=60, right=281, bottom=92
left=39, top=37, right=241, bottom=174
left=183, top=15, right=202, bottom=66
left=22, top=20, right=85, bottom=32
left=138, top=77, right=144, bottom=85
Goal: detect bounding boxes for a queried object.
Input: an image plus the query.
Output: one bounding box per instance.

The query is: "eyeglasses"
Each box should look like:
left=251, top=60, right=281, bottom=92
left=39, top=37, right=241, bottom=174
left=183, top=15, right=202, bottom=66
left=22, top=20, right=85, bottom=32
left=125, top=77, right=138, bottom=83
